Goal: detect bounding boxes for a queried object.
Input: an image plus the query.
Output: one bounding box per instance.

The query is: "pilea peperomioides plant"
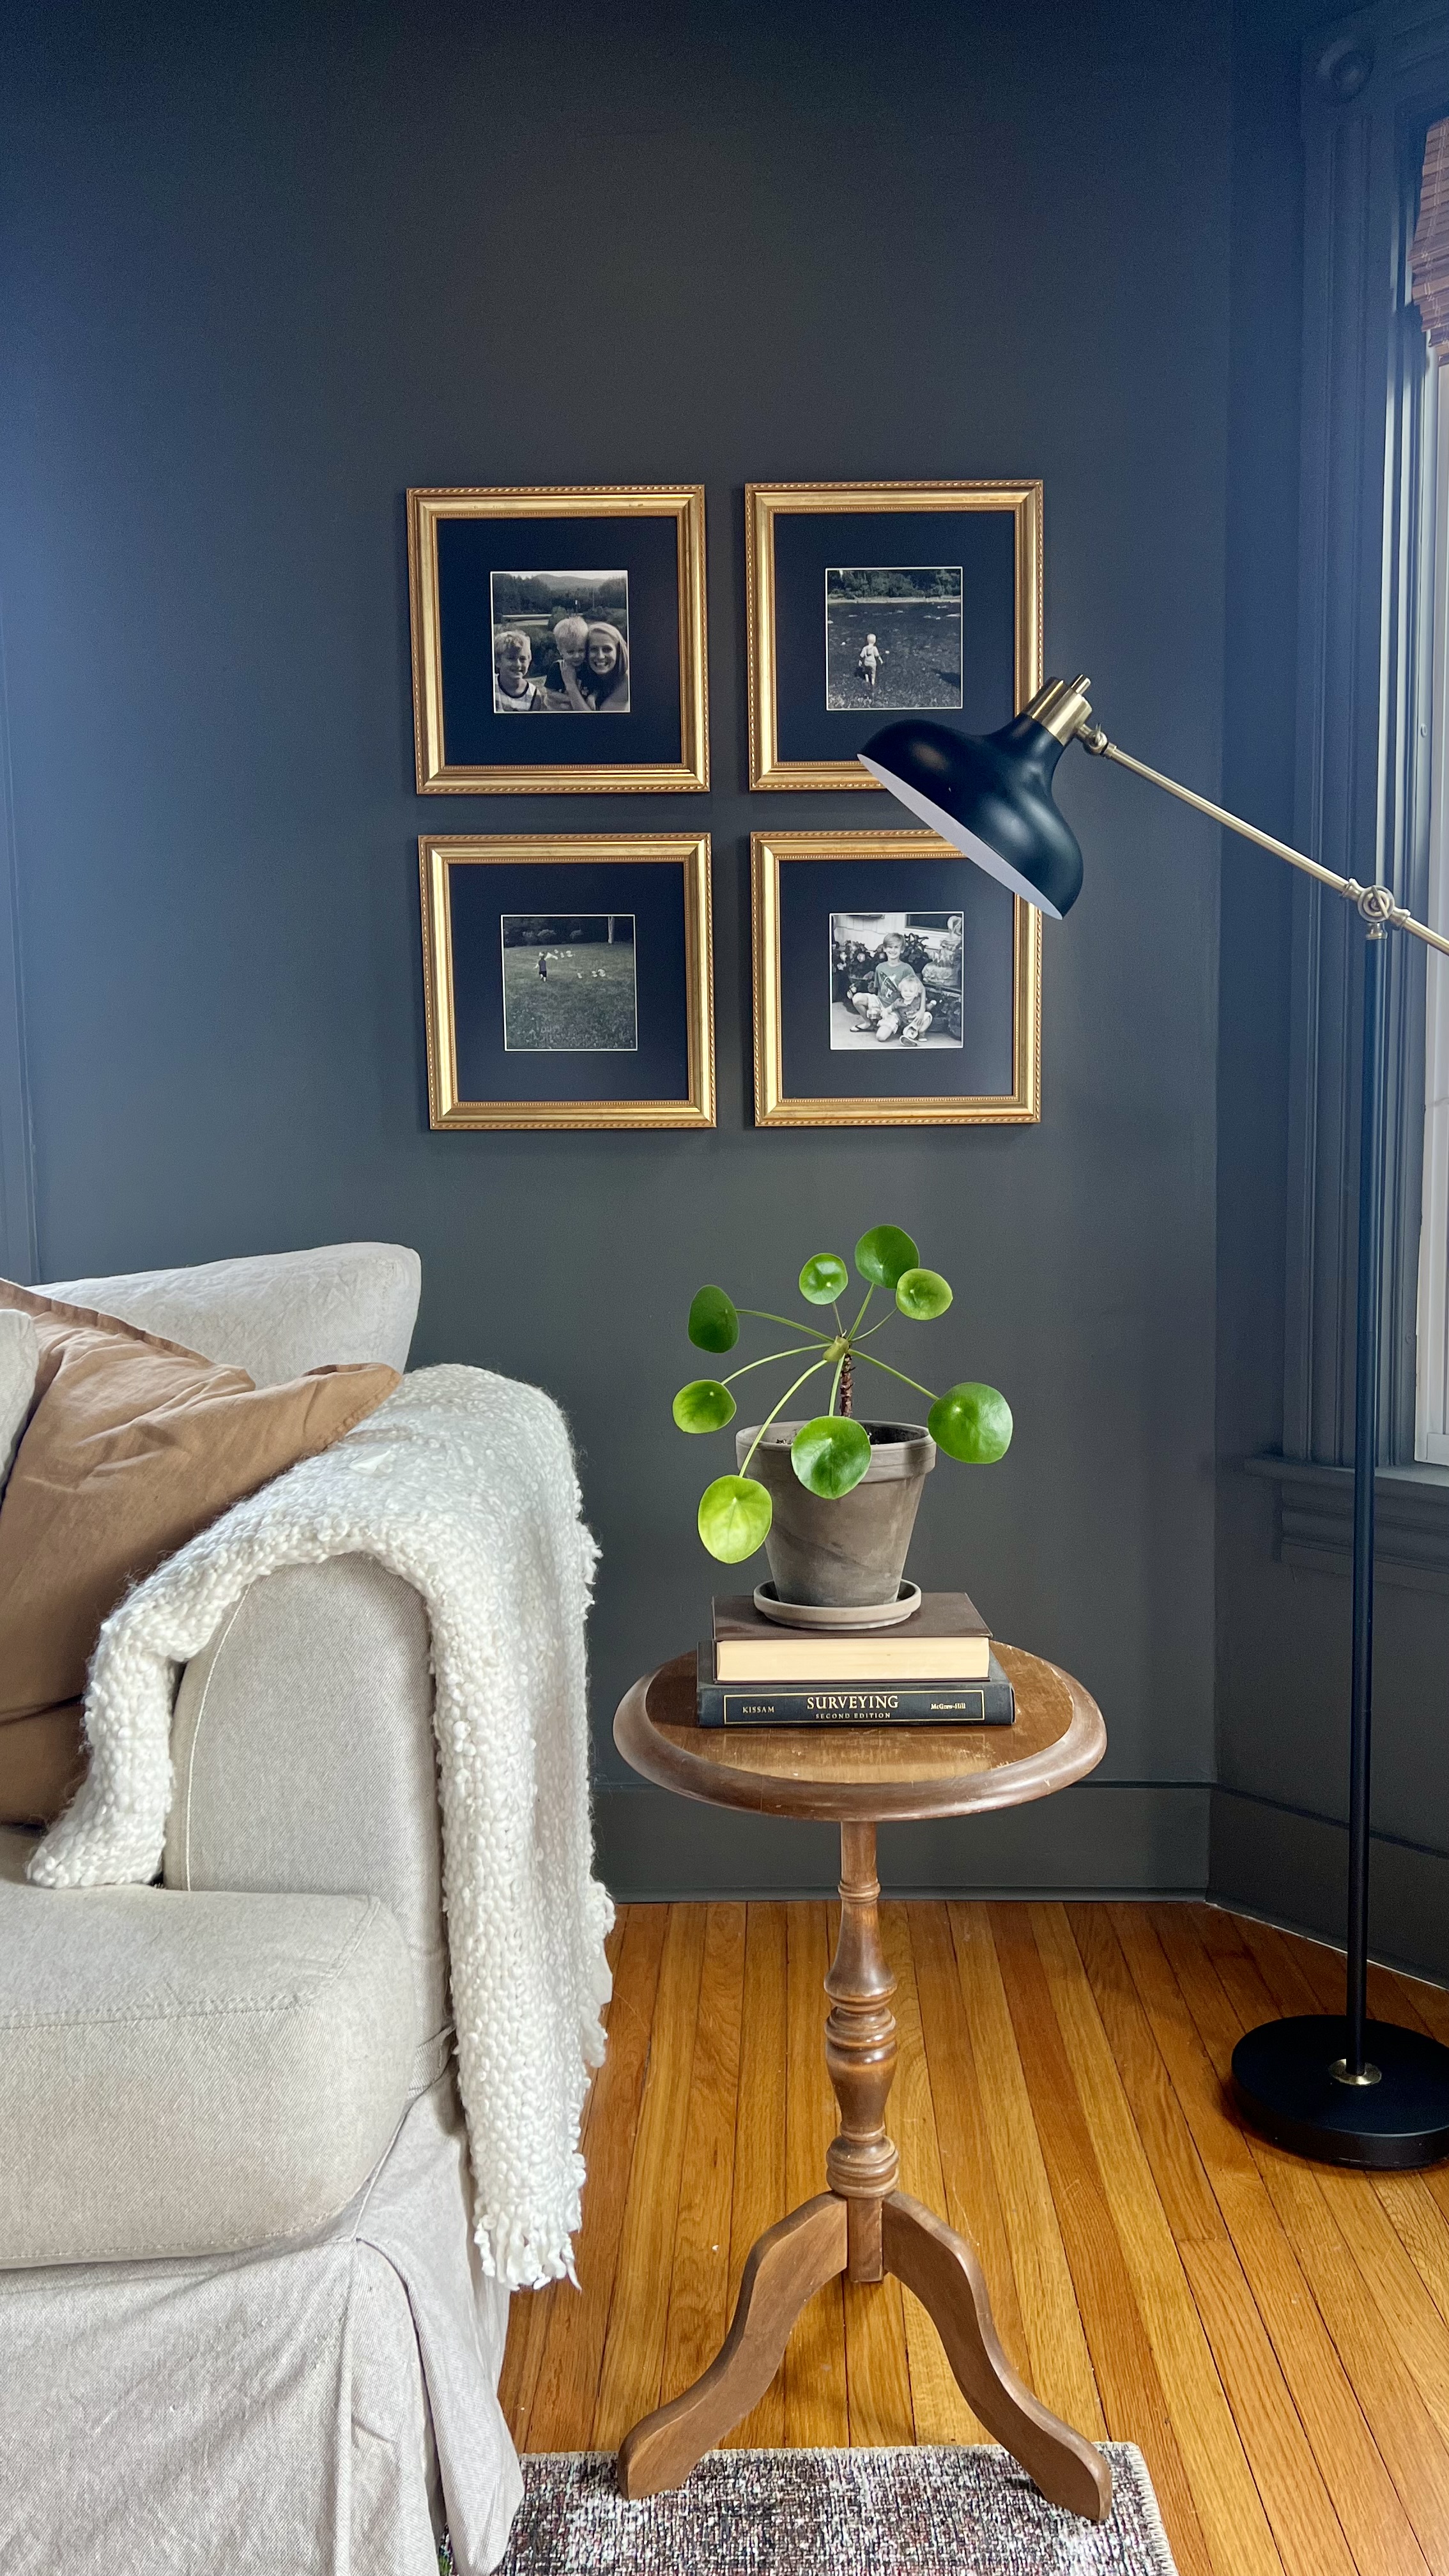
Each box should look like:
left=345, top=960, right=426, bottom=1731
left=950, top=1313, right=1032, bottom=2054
left=673, top=1222, right=1013, bottom=1563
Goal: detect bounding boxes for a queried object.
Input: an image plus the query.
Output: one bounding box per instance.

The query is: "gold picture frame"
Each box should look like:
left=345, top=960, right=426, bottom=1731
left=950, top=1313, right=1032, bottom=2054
left=408, top=484, right=709, bottom=793
left=751, top=831, right=1040, bottom=1126
left=746, top=479, right=1043, bottom=791
left=421, top=834, right=714, bottom=1130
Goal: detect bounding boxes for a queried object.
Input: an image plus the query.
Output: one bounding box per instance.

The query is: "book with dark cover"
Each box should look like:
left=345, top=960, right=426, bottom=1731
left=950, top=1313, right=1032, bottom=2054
left=696, top=1642, right=1016, bottom=1728
left=710, top=1589, right=992, bottom=1682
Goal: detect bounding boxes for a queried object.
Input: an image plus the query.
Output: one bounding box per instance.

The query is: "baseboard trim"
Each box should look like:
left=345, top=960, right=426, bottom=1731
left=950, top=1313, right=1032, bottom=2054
left=1209, top=1786, right=1449, bottom=1985
left=594, top=1777, right=1211, bottom=1903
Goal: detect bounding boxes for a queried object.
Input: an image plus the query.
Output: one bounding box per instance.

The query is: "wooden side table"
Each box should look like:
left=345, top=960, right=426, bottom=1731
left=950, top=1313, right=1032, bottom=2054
left=611, top=1641, right=1112, bottom=2522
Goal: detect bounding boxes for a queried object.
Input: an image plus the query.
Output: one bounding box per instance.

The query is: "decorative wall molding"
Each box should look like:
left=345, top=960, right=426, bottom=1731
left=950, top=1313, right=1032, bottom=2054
left=1285, top=2, right=1449, bottom=1469
left=1209, top=1782, right=1449, bottom=1983
left=1245, top=1445, right=1449, bottom=1584
left=594, top=1778, right=1211, bottom=1903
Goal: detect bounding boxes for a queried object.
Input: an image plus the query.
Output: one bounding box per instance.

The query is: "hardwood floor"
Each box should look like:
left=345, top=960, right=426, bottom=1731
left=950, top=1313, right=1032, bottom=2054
left=499, top=1899, right=1449, bottom=2576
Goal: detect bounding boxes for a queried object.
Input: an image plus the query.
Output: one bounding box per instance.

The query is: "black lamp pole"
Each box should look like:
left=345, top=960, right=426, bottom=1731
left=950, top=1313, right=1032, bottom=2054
left=863, top=677, right=1449, bottom=2168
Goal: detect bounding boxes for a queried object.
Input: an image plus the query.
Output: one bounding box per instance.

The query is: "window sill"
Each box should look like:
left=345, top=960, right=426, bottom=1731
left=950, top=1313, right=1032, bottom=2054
left=1243, top=1454, right=1449, bottom=1591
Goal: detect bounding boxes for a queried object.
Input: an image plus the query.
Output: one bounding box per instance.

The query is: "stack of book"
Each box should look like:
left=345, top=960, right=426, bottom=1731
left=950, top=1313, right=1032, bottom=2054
left=696, top=1591, right=1015, bottom=1728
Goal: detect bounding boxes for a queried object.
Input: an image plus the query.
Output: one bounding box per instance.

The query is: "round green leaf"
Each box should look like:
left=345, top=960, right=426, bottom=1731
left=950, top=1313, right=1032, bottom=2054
left=672, top=1379, right=737, bottom=1434
left=698, top=1474, right=772, bottom=1563
left=896, top=1266, right=953, bottom=1322
left=799, top=1254, right=848, bottom=1305
left=854, top=1224, right=921, bottom=1291
left=688, top=1284, right=739, bottom=1353
left=790, top=1414, right=873, bottom=1498
left=928, top=1382, right=1013, bottom=1464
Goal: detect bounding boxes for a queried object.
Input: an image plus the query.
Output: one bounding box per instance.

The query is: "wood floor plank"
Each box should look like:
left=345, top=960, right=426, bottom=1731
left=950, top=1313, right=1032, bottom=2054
left=989, top=1906, right=1215, bottom=2576
left=1031, top=1903, right=1283, bottom=2576
left=784, top=1902, right=850, bottom=2446
left=593, top=1905, right=707, bottom=2448
left=659, top=1903, right=746, bottom=2406
left=910, top=1901, right=1030, bottom=2411
left=1226, top=1918, right=1449, bottom=2451
left=946, top=1902, right=1106, bottom=2440
left=509, top=1892, right=1449, bottom=2575
left=1157, top=1906, right=1449, bottom=2576
left=523, top=1901, right=668, bottom=2453
left=1114, top=1905, right=1431, bottom=2576
left=499, top=1907, right=627, bottom=2445
left=724, top=1901, right=789, bottom=2450
left=880, top=1904, right=983, bottom=2444
left=1069, top=1906, right=1354, bottom=2576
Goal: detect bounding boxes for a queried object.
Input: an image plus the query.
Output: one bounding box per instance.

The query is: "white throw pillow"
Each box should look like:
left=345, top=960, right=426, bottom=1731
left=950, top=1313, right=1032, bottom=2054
left=36, top=1243, right=420, bottom=1389
left=0, top=1308, right=38, bottom=1492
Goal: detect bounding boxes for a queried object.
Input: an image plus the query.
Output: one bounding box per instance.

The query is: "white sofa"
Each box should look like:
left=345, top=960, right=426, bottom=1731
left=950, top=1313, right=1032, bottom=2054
left=0, top=1246, right=526, bottom=2576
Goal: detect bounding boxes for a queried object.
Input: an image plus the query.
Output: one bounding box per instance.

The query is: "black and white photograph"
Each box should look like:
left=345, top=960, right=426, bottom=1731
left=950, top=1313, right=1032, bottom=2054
left=824, top=566, right=963, bottom=711
left=489, top=570, right=630, bottom=714
left=500, top=913, right=638, bottom=1052
left=829, top=910, right=963, bottom=1050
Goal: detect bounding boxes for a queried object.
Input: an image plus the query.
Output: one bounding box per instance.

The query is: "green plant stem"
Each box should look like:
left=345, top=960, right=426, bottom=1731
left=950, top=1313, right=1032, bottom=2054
left=832, top=1301, right=845, bottom=1335
left=854, top=1349, right=939, bottom=1404
left=828, top=1350, right=847, bottom=1414
left=854, top=1314, right=893, bottom=1341
left=737, top=1356, right=832, bottom=1475
left=719, top=1345, right=823, bottom=1384
left=849, top=1287, right=874, bottom=1338
left=736, top=1308, right=833, bottom=1344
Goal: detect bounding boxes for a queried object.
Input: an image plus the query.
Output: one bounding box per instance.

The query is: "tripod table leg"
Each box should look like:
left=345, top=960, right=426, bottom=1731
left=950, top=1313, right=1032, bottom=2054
left=882, top=2191, right=1112, bottom=2521
left=617, top=2193, right=848, bottom=2498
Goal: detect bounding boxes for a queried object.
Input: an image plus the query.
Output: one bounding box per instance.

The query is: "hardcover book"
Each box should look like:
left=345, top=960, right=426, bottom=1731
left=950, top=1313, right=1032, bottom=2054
left=696, top=1643, right=1016, bottom=1729
left=710, top=1590, right=992, bottom=1682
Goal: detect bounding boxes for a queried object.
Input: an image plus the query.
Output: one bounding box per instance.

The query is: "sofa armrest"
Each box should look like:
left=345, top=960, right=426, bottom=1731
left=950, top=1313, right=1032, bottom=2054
left=164, top=1556, right=448, bottom=2081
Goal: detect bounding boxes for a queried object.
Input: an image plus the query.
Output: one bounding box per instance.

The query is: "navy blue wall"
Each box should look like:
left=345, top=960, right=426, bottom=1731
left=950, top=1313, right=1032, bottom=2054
left=0, top=0, right=1234, bottom=1894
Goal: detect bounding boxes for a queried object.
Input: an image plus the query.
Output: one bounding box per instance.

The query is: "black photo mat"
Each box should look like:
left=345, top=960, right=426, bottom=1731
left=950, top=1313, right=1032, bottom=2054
left=771, top=508, right=1016, bottom=763
left=778, top=859, right=1015, bottom=1102
left=435, top=514, right=683, bottom=769
left=447, top=861, right=691, bottom=1105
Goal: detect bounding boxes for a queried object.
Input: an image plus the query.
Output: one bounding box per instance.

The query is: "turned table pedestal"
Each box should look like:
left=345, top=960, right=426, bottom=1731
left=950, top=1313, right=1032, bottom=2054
left=610, top=1641, right=1112, bottom=2522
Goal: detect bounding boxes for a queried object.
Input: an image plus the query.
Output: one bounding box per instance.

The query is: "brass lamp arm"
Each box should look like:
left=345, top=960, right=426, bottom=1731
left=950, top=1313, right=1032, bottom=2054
left=1073, top=716, right=1449, bottom=957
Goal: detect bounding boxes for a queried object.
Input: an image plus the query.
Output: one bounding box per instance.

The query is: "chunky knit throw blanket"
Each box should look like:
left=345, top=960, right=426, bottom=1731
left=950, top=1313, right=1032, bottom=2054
left=27, top=1366, right=613, bottom=2291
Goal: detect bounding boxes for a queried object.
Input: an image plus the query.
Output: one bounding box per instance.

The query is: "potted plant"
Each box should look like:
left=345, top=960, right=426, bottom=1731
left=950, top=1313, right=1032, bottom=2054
left=673, top=1222, right=1012, bottom=1610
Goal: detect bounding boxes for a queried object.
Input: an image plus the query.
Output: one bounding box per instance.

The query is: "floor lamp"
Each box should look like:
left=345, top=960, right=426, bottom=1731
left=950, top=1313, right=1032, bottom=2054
left=862, top=677, right=1449, bottom=2169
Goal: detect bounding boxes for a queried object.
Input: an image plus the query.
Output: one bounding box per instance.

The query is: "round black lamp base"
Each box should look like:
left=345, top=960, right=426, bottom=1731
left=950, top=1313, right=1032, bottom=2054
left=1232, top=2016, right=1449, bottom=2169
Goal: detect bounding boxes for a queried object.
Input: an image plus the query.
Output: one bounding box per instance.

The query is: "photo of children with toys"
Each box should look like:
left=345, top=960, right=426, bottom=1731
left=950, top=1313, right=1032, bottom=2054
left=829, top=910, right=964, bottom=1050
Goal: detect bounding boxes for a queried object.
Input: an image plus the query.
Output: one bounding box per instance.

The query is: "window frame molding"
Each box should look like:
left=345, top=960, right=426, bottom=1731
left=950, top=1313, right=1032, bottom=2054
left=1278, top=3, right=1449, bottom=1473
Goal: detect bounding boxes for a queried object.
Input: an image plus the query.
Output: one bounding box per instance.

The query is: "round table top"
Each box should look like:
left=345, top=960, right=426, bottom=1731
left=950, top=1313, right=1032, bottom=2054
left=613, top=1643, right=1106, bottom=1825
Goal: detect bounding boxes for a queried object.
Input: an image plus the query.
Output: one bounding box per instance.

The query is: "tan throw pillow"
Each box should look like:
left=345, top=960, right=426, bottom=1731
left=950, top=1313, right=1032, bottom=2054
left=0, top=1280, right=399, bottom=1825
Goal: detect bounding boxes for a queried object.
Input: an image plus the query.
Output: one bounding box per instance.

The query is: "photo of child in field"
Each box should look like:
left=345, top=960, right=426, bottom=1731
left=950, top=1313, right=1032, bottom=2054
left=824, top=566, right=963, bottom=712
left=490, top=571, right=631, bottom=714
left=829, top=910, right=963, bottom=1050
left=500, top=914, right=638, bottom=1050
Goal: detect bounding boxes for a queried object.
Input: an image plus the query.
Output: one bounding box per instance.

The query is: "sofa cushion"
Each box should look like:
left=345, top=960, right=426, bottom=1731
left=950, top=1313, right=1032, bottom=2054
left=0, top=1282, right=398, bottom=1825
left=0, top=1825, right=417, bottom=2264
left=39, top=1243, right=421, bottom=1386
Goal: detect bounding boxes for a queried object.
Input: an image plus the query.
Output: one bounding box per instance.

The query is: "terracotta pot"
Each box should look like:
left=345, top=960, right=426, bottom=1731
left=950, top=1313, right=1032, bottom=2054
left=735, top=1418, right=936, bottom=1609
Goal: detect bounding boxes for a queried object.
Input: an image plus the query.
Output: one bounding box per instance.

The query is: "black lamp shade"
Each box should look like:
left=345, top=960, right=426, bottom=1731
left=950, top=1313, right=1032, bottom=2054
left=859, top=714, right=1085, bottom=919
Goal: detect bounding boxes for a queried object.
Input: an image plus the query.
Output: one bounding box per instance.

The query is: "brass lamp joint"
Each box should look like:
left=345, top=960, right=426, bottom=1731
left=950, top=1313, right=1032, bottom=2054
left=1025, top=674, right=1096, bottom=744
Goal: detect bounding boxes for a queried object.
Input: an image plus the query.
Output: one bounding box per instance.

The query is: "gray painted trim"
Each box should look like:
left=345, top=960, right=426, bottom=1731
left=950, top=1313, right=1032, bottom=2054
left=0, top=591, right=36, bottom=1284
left=594, top=1779, right=1211, bottom=1904
left=1243, top=1446, right=1449, bottom=1584
left=1209, top=1781, right=1449, bottom=1983
left=1284, top=5, right=1449, bottom=1470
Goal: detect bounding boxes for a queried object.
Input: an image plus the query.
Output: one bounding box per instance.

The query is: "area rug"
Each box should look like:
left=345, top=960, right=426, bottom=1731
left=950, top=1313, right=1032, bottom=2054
left=450, top=2444, right=1179, bottom=2574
